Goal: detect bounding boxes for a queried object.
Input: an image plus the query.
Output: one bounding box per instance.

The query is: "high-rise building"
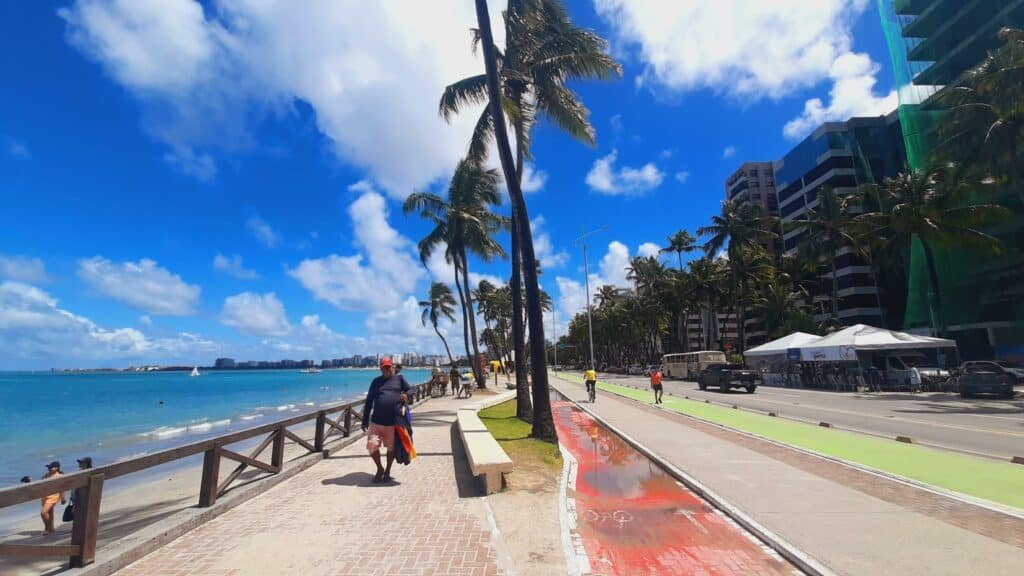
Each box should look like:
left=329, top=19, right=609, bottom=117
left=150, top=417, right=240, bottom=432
left=879, top=0, right=1024, bottom=359
left=775, top=112, right=907, bottom=327
left=214, top=357, right=235, bottom=369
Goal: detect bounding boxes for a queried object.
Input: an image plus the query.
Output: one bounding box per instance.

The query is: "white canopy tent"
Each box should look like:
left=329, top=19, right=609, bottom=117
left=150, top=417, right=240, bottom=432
left=745, top=332, right=822, bottom=357
left=800, top=324, right=956, bottom=362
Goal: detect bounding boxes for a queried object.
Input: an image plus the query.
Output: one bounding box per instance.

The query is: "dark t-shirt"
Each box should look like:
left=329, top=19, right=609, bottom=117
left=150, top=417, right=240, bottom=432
left=362, top=374, right=410, bottom=427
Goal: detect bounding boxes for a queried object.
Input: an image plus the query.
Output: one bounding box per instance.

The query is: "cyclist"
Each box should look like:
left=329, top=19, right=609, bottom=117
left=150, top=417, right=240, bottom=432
left=584, top=367, right=597, bottom=402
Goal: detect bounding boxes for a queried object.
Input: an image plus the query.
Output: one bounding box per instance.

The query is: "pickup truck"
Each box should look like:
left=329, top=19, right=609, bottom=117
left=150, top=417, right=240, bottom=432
left=698, top=364, right=760, bottom=393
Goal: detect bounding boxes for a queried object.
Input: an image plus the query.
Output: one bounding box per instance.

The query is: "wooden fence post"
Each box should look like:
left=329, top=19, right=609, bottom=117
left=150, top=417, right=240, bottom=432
left=198, top=448, right=220, bottom=507
left=271, top=426, right=285, bottom=471
left=70, top=474, right=104, bottom=568
left=314, top=412, right=326, bottom=452
left=343, top=408, right=352, bottom=437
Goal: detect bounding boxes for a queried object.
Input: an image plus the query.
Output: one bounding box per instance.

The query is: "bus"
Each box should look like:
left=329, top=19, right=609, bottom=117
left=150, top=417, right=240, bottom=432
left=662, top=351, right=728, bottom=380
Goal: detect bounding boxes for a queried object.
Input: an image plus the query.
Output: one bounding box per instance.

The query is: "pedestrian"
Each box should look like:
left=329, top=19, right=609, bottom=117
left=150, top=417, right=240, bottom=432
left=39, top=461, right=65, bottom=534
left=650, top=368, right=664, bottom=404
left=20, top=476, right=31, bottom=484
left=361, top=358, right=409, bottom=483
left=450, top=366, right=462, bottom=398
left=431, top=364, right=443, bottom=396
left=64, top=457, right=93, bottom=523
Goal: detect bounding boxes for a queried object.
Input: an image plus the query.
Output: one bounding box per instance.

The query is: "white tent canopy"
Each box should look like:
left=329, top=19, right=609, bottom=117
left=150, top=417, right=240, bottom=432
left=745, top=332, right=822, bottom=357
left=800, top=324, right=956, bottom=362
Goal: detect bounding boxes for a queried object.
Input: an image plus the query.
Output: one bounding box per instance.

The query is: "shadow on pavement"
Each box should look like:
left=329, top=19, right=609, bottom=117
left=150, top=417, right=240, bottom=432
left=321, top=472, right=402, bottom=488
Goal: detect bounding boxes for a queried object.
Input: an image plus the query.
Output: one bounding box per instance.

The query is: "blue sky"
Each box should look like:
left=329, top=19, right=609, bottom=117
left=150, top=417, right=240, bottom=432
left=0, top=1, right=898, bottom=369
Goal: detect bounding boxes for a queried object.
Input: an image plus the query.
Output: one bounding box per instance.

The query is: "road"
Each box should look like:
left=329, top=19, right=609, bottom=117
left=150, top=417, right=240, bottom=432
left=584, top=372, right=1024, bottom=461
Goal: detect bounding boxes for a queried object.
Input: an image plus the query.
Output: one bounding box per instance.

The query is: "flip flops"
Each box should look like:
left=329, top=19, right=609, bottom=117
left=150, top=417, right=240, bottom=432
left=373, top=469, right=385, bottom=483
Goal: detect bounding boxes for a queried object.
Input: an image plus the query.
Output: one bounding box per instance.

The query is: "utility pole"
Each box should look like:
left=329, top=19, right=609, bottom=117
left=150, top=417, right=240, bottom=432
left=551, top=306, right=558, bottom=371
left=574, top=226, right=607, bottom=371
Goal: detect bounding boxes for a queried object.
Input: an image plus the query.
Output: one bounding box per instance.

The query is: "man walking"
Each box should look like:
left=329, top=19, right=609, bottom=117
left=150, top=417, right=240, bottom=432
left=362, top=358, right=409, bottom=483
left=650, top=368, right=664, bottom=404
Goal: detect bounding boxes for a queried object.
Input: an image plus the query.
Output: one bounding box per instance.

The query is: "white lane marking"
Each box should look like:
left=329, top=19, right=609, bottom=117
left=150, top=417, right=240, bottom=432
left=558, top=442, right=591, bottom=576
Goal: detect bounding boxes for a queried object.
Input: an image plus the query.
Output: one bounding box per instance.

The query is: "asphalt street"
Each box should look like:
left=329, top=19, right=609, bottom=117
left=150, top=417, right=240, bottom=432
left=584, top=372, right=1024, bottom=461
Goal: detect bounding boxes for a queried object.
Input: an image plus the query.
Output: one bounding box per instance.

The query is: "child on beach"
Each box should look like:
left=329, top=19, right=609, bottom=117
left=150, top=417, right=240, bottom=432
left=40, top=461, right=65, bottom=534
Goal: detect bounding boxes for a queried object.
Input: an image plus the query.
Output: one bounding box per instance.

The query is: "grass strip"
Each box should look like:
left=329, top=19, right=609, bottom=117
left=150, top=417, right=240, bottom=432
left=554, top=372, right=1024, bottom=509
left=479, top=399, right=561, bottom=469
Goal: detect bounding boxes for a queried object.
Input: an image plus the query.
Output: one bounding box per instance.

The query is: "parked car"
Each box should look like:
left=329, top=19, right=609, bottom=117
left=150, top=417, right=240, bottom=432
left=626, top=365, right=646, bottom=375
left=957, top=361, right=1020, bottom=399
left=698, top=364, right=759, bottom=393
left=958, top=361, right=1019, bottom=397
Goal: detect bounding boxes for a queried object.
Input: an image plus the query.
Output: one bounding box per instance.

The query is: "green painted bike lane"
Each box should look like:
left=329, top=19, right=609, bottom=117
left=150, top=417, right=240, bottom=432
left=553, top=372, right=1024, bottom=510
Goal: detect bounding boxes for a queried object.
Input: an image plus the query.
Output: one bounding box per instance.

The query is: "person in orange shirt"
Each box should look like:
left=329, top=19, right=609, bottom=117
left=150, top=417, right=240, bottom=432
left=650, top=369, right=664, bottom=404
left=40, top=461, right=66, bottom=534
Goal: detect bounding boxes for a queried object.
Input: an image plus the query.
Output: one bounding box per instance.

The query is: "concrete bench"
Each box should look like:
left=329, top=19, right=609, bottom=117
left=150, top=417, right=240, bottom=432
left=457, top=408, right=514, bottom=494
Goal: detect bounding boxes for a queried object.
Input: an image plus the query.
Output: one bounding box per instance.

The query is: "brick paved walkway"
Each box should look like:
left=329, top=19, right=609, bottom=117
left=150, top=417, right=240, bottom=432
left=114, top=396, right=499, bottom=576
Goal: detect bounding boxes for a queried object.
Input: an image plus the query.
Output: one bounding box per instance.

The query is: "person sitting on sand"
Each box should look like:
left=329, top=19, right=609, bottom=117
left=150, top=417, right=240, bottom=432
left=40, top=461, right=65, bottom=534
left=361, top=358, right=409, bottom=483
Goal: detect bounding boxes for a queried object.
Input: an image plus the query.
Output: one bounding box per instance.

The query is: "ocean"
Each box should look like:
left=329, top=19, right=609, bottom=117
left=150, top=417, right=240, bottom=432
left=0, top=368, right=431, bottom=487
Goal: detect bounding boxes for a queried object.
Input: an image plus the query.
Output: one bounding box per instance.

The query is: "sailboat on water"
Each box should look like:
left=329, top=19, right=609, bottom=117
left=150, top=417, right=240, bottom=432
left=190, top=366, right=201, bottom=377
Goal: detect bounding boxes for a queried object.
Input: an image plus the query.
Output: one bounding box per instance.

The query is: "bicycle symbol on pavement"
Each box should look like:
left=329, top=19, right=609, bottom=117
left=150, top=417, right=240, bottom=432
left=585, top=509, right=634, bottom=529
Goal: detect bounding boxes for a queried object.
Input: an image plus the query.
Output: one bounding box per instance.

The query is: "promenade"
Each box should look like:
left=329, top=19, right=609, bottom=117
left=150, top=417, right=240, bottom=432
left=550, top=374, right=1024, bottom=576
left=112, top=394, right=500, bottom=576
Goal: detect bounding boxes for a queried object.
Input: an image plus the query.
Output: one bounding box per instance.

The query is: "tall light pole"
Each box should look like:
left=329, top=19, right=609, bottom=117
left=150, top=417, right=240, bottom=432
left=551, top=306, right=558, bottom=371
left=574, top=226, right=607, bottom=371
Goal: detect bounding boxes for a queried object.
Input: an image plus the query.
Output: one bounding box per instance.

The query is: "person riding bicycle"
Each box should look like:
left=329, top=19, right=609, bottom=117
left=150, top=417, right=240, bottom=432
left=584, top=368, right=597, bottom=401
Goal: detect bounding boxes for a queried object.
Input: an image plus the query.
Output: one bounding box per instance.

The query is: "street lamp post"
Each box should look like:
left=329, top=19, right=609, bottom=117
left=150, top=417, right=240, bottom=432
left=552, top=306, right=558, bottom=371
left=574, top=226, right=607, bottom=371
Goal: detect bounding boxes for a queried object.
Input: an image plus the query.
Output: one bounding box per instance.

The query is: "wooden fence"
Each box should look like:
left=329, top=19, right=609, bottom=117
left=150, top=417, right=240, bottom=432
left=0, top=382, right=432, bottom=568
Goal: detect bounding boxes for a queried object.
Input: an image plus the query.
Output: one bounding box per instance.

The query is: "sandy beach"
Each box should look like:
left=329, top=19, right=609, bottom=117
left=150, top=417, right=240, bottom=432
left=0, top=420, right=346, bottom=576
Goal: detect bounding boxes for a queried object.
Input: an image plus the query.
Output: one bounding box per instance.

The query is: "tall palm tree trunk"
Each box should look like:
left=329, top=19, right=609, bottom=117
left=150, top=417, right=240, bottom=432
left=474, top=0, right=556, bottom=442
left=452, top=259, right=474, bottom=373
left=511, top=92, right=533, bottom=421
left=434, top=324, right=455, bottom=366
left=459, top=249, right=487, bottom=388
left=921, top=241, right=945, bottom=336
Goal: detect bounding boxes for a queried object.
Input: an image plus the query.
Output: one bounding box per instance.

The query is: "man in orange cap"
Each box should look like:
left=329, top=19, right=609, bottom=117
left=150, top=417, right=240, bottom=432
left=361, top=357, right=410, bottom=483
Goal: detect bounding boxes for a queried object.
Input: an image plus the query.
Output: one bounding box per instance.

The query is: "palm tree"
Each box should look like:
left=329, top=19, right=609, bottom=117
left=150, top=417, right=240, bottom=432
left=936, top=27, right=1024, bottom=203
left=595, top=284, right=620, bottom=308
left=403, top=158, right=508, bottom=387
left=420, top=282, right=458, bottom=366
left=454, top=0, right=620, bottom=442
left=793, top=187, right=859, bottom=325
left=698, top=202, right=777, bottom=353
left=853, top=164, right=1012, bottom=334
left=753, top=274, right=816, bottom=339
left=660, top=229, right=698, bottom=270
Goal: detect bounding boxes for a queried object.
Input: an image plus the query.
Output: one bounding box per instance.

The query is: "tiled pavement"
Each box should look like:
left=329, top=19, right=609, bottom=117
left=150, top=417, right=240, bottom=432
left=114, top=395, right=499, bottom=576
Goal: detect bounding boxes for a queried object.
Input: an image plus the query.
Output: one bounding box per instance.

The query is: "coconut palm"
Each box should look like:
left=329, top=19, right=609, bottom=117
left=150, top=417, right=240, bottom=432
left=420, top=282, right=458, bottom=366
left=403, top=158, right=508, bottom=387
left=660, top=229, right=699, bottom=270
left=853, top=164, right=1012, bottom=334
left=453, top=0, right=621, bottom=441
left=595, top=284, right=620, bottom=308
left=792, top=187, right=859, bottom=325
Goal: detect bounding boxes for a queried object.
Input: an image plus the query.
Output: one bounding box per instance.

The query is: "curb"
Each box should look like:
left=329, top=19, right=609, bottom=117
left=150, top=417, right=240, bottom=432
left=576, top=377, right=1024, bottom=522
left=552, top=381, right=834, bottom=576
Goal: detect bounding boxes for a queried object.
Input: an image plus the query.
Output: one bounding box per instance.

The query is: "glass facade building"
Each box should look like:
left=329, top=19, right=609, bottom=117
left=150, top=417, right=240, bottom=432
left=774, top=112, right=907, bottom=327
left=879, top=0, right=1024, bottom=359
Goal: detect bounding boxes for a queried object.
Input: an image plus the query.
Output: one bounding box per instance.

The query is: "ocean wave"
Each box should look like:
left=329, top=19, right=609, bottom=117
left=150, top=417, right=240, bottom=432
left=238, top=413, right=263, bottom=421
left=139, top=426, right=188, bottom=439
left=115, top=451, right=150, bottom=462
left=276, top=404, right=296, bottom=411
left=186, top=419, right=231, bottom=433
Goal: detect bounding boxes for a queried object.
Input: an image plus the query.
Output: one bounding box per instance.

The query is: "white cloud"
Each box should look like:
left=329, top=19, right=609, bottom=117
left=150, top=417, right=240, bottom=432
left=0, top=281, right=216, bottom=368
left=637, top=242, right=661, bottom=259
left=213, top=253, right=258, bottom=280
left=555, top=239, right=636, bottom=322
left=219, top=292, right=291, bottom=337
left=424, top=248, right=503, bottom=290
left=77, top=256, right=200, bottom=315
left=8, top=140, right=30, bottom=159
left=609, top=114, right=624, bottom=133
left=783, top=52, right=898, bottom=139
left=599, top=240, right=632, bottom=287
left=164, top=146, right=216, bottom=181
left=139, top=315, right=152, bottom=326
left=289, top=188, right=424, bottom=312
left=60, top=0, right=501, bottom=195
left=247, top=216, right=280, bottom=248
left=521, top=163, right=548, bottom=194
left=675, top=171, right=690, bottom=184
left=722, top=146, right=736, bottom=159
left=659, top=149, right=674, bottom=160
left=585, top=149, right=665, bottom=196
left=594, top=0, right=871, bottom=99
left=0, top=254, right=49, bottom=283
left=531, top=216, right=570, bottom=270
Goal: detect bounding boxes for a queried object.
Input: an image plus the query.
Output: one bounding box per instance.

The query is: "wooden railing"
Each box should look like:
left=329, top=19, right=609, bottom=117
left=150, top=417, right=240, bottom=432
left=0, top=382, right=433, bottom=568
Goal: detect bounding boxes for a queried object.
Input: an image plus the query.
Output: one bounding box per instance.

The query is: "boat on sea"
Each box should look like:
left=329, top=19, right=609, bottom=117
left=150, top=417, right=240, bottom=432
left=299, top=367, right=322, bottom=374
left=190, top=366, right=201, bottom=377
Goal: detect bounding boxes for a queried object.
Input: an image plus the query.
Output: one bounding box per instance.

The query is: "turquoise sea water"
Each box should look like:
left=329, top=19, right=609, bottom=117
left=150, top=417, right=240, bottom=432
left=0, top=369, right=430, bottom=487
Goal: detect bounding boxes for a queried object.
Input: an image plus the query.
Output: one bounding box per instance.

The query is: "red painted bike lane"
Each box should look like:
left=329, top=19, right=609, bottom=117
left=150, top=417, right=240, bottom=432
left=553, top=400, right=800, bottom=575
